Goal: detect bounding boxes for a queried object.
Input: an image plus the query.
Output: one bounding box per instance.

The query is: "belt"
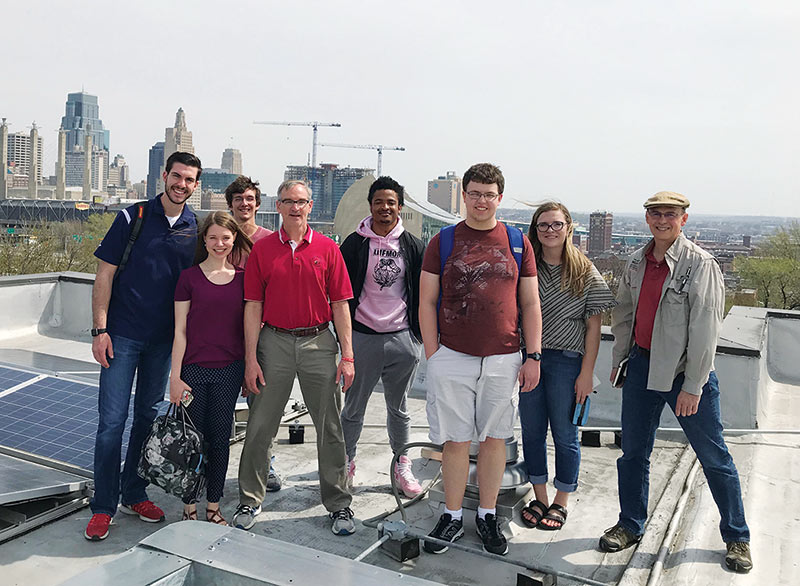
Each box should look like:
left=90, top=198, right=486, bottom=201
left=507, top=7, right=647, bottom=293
left=634, top=344, right=650, bottom=358
left=266, top=322, right=329, bottom=337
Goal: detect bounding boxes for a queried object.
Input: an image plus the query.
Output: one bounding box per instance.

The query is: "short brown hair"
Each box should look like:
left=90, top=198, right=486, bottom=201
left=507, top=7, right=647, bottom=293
left=224, top=176, right=261, bottom=208
left=463, top=163, right=504, bottom=194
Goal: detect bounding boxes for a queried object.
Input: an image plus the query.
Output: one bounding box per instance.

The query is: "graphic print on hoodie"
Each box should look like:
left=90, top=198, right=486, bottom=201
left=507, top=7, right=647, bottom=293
left=354, top=215, right=409, bottom=333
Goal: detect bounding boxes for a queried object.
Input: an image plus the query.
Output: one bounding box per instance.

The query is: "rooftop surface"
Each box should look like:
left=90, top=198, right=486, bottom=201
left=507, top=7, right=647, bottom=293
left=1, top=273, right=798, bottom=585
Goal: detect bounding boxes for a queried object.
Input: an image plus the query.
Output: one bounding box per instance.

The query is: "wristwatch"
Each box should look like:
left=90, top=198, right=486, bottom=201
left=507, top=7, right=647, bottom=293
left=526, top=352, right=542, bottom=362
left=91, top=328, right=107, bottom=337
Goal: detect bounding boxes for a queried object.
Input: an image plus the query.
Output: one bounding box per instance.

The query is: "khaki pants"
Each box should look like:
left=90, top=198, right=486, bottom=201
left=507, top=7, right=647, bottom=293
left=238, top=326, right=351, bottom=512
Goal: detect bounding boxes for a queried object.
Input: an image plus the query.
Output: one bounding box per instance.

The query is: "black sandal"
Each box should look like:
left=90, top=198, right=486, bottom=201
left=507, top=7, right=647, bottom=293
left=538, top=503, right=568, bottom=531
left=520, top=499, right=548, bottom=528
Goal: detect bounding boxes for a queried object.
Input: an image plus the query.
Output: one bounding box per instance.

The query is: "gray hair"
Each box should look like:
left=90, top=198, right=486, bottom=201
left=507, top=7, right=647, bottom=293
left=277, top=179, right=312, bottom=199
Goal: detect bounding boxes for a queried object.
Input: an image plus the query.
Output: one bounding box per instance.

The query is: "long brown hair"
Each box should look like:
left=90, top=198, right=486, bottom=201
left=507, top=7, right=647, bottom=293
left=528, top=201, right=592, bottom=297
left=194, top=211, right=252, bottom=265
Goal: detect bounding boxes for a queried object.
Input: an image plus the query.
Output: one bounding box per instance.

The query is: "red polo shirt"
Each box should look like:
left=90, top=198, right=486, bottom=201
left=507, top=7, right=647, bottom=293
left=634, top=250, right=669, bottom=350
left=244, top=227, right=353, bottom=328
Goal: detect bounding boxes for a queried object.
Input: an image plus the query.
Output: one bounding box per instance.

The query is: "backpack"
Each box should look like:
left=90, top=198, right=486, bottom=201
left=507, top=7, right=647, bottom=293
left=436, top=222, right=524, bottom=315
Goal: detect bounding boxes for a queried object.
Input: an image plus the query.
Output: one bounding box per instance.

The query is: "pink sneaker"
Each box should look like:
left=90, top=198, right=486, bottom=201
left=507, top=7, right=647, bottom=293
left=346, top=458, right=356, bottom=492
left=394, top=455, right=422, bottom=498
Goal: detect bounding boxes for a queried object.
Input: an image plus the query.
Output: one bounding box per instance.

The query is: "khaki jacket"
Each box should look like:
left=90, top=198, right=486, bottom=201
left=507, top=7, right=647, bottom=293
left=611, top=233, right=724, bottom=395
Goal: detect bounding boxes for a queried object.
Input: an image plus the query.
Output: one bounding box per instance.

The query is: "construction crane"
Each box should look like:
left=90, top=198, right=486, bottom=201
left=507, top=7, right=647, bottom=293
left=253, top=121, right=341, bottom=168
left=318, top=143, right=405, bottom=177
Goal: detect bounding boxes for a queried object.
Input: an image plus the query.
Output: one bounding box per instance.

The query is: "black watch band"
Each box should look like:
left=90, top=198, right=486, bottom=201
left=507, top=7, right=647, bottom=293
left=91, top=328, right=107, bottom=337
left=526, top=352, right=542, bottom=362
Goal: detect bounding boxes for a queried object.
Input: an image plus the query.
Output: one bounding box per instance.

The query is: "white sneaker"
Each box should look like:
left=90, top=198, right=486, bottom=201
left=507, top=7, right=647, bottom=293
left=394, top=455, right=423, bottom=498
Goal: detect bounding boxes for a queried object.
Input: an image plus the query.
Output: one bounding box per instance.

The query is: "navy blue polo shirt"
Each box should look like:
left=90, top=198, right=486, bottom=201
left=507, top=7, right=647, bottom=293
left=95, top=196, right=197, bottom=343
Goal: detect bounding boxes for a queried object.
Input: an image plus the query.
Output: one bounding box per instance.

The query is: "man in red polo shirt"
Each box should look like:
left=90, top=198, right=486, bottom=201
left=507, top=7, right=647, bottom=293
left=233, top=179, right=357, bottom=536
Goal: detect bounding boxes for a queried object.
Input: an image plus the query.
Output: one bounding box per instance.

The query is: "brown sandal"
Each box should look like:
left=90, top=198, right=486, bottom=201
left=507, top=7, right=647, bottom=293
left=182, top=507, right=198, bottom=521
left=206, top=507, right=228, bottom=526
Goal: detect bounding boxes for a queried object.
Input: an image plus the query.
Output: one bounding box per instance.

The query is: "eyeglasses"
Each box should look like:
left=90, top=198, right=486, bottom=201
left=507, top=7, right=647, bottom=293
left=279, top=199, right=310, bottom=208
left=536, top=221, right=566, bottom=232
left=465, top=191, right=500, bottom=201
left=646, top=209, right=682, bottom=220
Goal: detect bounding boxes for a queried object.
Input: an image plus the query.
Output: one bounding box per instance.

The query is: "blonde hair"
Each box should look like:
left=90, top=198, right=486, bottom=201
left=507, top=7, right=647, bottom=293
left=528, top=202, right=592, bottom=297
left=194, top=211, right=252, bottom=265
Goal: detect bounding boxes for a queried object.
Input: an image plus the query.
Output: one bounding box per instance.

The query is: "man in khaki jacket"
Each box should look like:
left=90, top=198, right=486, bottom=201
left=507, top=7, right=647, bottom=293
left=600, top=191, right=752, bottom=574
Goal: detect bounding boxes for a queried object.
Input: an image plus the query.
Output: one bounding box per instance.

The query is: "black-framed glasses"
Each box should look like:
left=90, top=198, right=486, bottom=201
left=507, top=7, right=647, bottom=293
left=646, top=209, right=682, bottom=220
left=279, top=199, right=310, bottom=208
left=536, top=221, right=566, bottom=232
left=465, top=190, right=500, bottom=201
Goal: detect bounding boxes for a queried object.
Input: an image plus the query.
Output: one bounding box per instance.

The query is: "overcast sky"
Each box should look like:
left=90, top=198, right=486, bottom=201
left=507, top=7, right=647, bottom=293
left=5, top=1, right=798, bottom=216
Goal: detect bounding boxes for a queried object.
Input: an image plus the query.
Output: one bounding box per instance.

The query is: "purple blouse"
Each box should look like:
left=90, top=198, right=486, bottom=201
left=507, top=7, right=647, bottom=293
left=174, top=265, right=245, bottom=368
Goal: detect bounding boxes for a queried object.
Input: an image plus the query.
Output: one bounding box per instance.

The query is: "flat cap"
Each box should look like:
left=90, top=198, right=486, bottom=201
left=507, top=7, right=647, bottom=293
left=643, top=191, right=690, bottom=209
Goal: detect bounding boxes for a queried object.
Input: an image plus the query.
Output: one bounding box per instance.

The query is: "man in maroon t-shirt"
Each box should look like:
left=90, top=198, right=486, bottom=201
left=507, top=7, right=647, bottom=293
left=419, top=163, right=543, bottom=556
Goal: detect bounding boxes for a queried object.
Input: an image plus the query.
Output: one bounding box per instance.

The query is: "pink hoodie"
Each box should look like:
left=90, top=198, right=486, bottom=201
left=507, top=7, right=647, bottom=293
left=354, top=216, right=409, bottom=333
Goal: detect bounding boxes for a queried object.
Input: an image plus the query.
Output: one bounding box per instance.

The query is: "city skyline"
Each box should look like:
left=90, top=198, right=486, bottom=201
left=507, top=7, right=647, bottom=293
left=4, top=1, right=799, bottom=217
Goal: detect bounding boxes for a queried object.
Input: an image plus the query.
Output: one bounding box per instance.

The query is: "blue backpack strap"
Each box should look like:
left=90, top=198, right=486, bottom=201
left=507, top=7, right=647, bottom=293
left=436, top=225, right=457, bottom=322
left=504, top=223, right=524, bottom=274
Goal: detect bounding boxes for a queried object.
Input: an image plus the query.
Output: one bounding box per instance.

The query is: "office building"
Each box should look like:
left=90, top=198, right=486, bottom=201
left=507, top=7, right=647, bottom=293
left=284, top=163, right=372, bottom=222
left=107, top=154, right=130, bottom=188
left=588, top=210, right=613, bottom=255
left=6, top=131, right=44, bottom=185
left=427, top=171, right=463, bottom=217
left=157, top=108, right=195, bottom=194
left=147, top=141, right=164, bottom=199
left=200, top=169, right=238, bottom=193
left=221, top=148, right=242, bottom=175
left=64, top=147, right=107, bottom=191
left=61, top=91, right=110, bottom=153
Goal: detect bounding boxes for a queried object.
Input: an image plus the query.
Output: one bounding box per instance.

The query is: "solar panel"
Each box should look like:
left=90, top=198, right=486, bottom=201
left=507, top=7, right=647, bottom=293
left=0, top=366, right=39, bottom=392
left=0, top=369, right=167, bottom=471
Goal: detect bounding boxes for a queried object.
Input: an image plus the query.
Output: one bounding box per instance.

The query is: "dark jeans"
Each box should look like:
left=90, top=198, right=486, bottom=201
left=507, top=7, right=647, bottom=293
left=617, top=345, right=750, bottom=543
left=519, top=349, right=583, bottom=492
left=91, top=334, right=171, bottom=516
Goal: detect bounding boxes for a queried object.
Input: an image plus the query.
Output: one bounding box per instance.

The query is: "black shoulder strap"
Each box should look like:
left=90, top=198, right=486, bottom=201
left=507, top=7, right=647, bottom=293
left=116, top=202, right=146, bottom=277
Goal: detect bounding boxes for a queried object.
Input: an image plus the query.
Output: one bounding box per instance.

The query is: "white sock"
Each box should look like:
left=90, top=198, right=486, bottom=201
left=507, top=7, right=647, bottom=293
left=444, top=507, right=462, bottom=520
left=477, top=507, right=496, bottom=520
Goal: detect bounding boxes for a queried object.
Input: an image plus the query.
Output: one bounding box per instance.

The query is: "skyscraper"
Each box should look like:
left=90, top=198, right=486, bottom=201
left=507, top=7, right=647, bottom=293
left=107, top=154, right=131, bottom=188
left=158, top=108, right=195, bottom=196
left=6, top=130, right=44, bottom=184
left=61, top=91, right=110, bottom=152
left=588, top=211, right=613, bottom=255
left=221, top=148, right=242, bottom=175
left=147, top=141, right=165, bottom=199
left=284, top=163, right=373, bottom=222
left=427, top=171, right=463, bottom=216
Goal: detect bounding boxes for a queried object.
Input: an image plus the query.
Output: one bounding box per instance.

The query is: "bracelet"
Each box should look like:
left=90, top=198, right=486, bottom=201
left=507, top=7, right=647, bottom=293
left=341, top=357, right=354, bottom=363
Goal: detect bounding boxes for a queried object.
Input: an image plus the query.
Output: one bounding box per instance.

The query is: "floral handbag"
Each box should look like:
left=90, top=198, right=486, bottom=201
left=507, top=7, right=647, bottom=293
left=137, top=402, right=207, bottom=501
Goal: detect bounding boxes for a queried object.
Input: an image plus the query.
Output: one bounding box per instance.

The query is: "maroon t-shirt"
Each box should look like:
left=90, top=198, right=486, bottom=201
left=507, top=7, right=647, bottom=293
left=174, top=265, right=246, bottom=368
left=422, top=221, right=537, bottom=357
left=634, top=250, right=669, bottom=350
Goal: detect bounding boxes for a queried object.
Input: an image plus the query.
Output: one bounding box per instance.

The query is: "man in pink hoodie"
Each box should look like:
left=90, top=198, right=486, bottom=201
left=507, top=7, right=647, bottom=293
left=339, top=176, right=426, bottom=497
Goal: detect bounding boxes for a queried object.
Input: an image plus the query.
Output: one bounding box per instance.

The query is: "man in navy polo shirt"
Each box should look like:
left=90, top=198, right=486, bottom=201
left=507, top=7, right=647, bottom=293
left=84, top=151, right=202, bottom=541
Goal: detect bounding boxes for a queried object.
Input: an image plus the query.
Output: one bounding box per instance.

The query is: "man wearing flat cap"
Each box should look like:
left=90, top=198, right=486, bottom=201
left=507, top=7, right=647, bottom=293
left=599, top=191, right=752, bottom=573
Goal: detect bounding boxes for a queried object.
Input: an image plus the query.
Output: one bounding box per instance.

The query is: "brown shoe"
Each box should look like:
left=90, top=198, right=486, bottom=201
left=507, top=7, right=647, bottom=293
left=206, top=507, right=228, bottom=526
left=725, top=541, right=752, bottom=573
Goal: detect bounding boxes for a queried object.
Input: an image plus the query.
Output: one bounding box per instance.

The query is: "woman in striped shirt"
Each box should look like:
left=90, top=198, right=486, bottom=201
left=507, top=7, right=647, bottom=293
left=519, top=202, right=616, bottom=530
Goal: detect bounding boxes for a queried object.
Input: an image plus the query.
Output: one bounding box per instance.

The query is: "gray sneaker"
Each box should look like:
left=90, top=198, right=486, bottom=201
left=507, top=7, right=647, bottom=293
left=232, top=504, right=262, bottom=530
left=330, top=507, right=356, bottom=535
left=266, top=465, right=282, bottom=492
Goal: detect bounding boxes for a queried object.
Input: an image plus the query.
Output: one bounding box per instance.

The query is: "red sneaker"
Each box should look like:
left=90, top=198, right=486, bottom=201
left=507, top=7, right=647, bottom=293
left=119, top=500, right=165, bottom=523
left=84, top=513, right=112, bottom=541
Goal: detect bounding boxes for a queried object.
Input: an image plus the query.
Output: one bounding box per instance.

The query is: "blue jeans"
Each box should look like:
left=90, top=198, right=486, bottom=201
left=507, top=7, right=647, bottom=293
left=519, top=349, right=583, bottom=493
left=91, top=334, right=171, bottom=516
left=617, top=346, right=750, bottom=542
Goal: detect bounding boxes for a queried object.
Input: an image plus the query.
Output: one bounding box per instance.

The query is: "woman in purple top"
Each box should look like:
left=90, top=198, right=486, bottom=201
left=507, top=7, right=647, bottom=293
left=169, top=212, right=252, bottom=525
